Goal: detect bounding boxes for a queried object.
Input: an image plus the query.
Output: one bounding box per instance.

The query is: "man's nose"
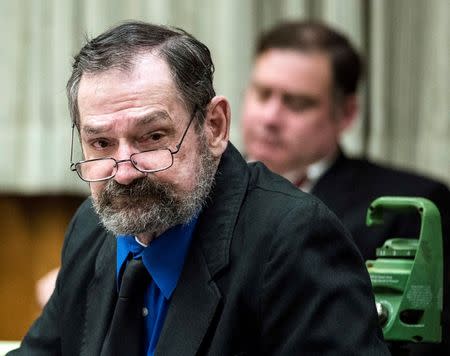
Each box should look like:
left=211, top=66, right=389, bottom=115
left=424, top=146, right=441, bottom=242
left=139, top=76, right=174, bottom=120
left=259, top=97, right=283, bottom=127
left=113, top=146, right=147, bottom=185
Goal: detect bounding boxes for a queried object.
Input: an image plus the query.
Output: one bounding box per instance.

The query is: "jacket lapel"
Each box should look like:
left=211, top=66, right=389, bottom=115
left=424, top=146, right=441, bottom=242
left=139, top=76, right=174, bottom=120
left=155, top=243, right=222, bottom=355
left=311, top=150, right=358, bottom=212
left=80, top=232, right=117, bottom=356
left=156, top=143, right=249, bottom=355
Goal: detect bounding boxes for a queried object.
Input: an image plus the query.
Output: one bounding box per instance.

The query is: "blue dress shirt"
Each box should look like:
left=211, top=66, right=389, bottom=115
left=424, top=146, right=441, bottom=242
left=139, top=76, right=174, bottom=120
left=116, top=217, right=197, bottom=356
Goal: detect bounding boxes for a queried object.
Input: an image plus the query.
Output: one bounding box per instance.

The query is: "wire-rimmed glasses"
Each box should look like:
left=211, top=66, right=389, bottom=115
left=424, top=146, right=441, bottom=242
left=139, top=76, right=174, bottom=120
left=70, top=111, right=196, bottom=182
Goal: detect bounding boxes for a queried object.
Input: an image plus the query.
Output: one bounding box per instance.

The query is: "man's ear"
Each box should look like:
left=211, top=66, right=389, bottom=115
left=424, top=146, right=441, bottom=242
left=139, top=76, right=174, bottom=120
left=203, top=96, right=231, bottom=157
left=337, top=94, right=358, bottom=133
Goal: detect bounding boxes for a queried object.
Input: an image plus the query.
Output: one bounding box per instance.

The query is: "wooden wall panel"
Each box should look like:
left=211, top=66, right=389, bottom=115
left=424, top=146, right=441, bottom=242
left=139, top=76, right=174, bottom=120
left=0, top=195, right=85, bottom=340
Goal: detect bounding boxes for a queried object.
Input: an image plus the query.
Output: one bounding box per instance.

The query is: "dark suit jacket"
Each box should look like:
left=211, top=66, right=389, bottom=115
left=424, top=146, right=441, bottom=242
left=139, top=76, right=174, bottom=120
left=11, top=144, right=388, bottom=355
left=311, top=151, right=450, bottom=354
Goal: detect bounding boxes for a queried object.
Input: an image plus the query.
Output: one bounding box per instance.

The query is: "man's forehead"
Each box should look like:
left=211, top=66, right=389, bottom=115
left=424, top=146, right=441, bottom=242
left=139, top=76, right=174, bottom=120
left=80, top=110, right=174, bottom=135
left=77, top=55, right=186, bottom=119
left=253, top=49, right=333, bottom=94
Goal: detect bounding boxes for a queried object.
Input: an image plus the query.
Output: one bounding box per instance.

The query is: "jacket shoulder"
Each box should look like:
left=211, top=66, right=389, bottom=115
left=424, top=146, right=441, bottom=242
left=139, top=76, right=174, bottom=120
left=244, top=161, right=346, bottom=233
left=349, top=157, right=447, bottom=191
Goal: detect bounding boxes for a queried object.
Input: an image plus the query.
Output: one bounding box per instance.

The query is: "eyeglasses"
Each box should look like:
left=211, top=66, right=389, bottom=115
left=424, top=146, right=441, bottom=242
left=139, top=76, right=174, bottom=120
left=70, top=111, right=196, bottom=182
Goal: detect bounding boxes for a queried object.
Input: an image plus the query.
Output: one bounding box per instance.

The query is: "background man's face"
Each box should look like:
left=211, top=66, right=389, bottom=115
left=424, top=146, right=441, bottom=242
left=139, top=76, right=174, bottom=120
left=76, top=53, right=215, bottom=237
left=241, top=49, right=344, bottom=174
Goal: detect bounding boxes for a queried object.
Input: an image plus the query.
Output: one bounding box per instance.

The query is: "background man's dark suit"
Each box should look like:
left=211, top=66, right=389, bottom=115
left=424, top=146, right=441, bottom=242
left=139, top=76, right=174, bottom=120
left=311, top=150, right=450, bottom=354
left=10, top=145, right=388, bottom=355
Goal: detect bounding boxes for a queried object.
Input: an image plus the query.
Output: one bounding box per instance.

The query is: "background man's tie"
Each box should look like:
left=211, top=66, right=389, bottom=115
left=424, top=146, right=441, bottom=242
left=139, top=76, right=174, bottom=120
left=101, top=258, right=150, bottom=355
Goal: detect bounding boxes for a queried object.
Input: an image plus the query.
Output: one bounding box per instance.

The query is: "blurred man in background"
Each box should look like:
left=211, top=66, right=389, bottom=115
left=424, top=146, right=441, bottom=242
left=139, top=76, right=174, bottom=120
left=241, top=20, right=450, bottom=355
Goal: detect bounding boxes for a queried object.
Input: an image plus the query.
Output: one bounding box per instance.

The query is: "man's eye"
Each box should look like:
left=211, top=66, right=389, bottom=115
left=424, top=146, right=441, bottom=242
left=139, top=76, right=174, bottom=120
left=92, top=139, right=110, bottom=149
left=149, top=133, right=164, bottom=141
left=283, top=95, right=318, bottom=113
left=254, top=87, right=272, bottom=102
left=140, top=132, right=165, bottom=144
left=138, top=132, right=169, bottom=148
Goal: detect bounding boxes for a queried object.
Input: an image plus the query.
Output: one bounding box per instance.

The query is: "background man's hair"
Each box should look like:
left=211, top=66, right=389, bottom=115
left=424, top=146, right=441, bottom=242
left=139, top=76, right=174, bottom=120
left=67, top=21, right=215, bottom=128
left=256, top=20, right=363, bottom=99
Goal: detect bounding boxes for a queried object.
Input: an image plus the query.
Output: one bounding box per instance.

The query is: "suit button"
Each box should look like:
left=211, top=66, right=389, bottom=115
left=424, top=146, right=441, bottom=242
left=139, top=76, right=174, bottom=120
left=142, top=307, right=148, bottom=317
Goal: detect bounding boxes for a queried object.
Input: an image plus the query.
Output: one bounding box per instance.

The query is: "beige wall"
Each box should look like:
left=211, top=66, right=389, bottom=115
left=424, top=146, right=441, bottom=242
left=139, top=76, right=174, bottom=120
left=1, top=0, right=449, bottom=193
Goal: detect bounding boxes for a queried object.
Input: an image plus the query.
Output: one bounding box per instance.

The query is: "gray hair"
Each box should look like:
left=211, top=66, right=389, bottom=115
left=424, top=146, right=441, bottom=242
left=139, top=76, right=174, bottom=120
left=67, top=21, right=215, bottom=128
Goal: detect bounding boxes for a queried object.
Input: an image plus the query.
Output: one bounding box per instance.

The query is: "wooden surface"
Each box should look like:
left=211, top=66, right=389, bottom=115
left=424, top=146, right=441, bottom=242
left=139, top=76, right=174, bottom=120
left=0, top=195, right=85, bottom=340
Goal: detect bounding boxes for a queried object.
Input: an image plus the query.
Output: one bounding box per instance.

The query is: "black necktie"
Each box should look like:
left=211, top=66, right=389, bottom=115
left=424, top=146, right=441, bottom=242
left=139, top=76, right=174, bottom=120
left=101, top=258, right=150, bottom=355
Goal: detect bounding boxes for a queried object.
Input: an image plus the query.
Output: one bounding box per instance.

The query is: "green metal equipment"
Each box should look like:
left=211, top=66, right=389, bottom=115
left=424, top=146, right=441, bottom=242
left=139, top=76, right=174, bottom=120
left=366, top=197, right=443, bottom=344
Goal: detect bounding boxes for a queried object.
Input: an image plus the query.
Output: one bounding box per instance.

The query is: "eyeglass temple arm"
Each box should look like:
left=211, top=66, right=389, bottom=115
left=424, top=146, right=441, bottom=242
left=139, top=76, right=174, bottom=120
left=70, top=122, right=77, bottom=171
left=174, top=108, right=198, bottom=153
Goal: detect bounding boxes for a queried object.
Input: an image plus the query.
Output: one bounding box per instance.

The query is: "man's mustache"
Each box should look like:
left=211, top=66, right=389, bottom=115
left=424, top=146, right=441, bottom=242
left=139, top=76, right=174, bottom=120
left=102, top=177, right=173, bottom=200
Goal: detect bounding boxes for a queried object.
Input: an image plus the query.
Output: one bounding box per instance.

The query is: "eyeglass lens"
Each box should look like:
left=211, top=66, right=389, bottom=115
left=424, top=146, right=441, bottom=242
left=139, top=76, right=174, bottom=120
left=76, top=150, right=174, bottom=181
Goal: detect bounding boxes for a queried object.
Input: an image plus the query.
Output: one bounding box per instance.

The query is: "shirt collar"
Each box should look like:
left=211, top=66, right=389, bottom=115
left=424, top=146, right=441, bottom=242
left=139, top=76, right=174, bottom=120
left=280, top=155, right=337, bottom=193
left=246, top=154, right=336, bottom=193
left=302, top=157, right=334, bottom=192
left=116, top=216, right=198, bottom=299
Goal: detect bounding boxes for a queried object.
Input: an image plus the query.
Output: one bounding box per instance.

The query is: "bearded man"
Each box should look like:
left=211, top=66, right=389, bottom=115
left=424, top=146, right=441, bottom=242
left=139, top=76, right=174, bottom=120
left=10, top=21, right=389, bottom=356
